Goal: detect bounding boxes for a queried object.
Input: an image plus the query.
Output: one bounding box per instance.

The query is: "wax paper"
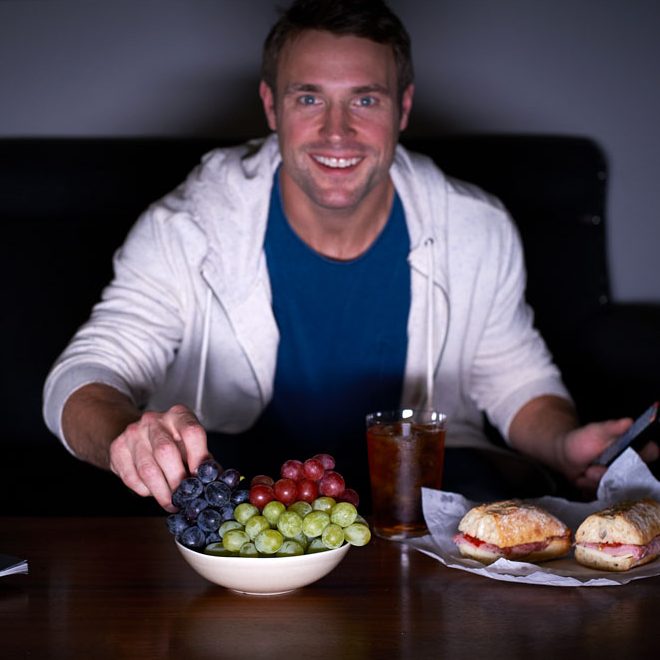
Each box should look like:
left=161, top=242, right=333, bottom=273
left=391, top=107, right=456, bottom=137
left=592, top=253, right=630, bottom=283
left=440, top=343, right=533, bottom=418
left=0, top=554, right=28, bottom=578
left=407, top=449, right=660, bottom=587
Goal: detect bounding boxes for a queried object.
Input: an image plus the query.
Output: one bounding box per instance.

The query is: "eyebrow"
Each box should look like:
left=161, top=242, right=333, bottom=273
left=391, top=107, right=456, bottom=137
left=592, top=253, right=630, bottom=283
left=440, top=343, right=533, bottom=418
left=284, top=83, right=392, bottom=95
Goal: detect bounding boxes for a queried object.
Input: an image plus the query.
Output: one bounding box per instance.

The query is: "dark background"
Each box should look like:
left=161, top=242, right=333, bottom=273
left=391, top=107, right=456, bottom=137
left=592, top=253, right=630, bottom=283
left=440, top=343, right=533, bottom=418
left=0, top=0, right=659, bottom=302
left=1, top=1, right=659, bottom=514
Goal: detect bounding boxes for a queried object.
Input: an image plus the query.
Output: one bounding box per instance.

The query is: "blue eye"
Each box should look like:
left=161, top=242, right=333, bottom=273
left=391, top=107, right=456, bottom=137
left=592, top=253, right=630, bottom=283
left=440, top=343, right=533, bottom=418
left=298, top=95, right=317, bottom=106
left=357, top=96, right=377, bottom=107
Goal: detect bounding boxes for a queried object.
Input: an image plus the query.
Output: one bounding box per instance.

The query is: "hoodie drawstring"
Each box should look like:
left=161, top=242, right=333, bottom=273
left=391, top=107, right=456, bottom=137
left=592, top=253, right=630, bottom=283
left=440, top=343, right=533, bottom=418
left=195, top=287, right=213, bottom=419
left=423, top=236, right=450, bottom=411
left=424, top=237, right=436, bottom=409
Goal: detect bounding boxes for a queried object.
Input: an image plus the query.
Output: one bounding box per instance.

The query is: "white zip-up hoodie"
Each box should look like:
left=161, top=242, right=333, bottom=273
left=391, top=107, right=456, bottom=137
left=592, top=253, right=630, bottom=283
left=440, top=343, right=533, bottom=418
left=43, top=134, right=570, bottom=455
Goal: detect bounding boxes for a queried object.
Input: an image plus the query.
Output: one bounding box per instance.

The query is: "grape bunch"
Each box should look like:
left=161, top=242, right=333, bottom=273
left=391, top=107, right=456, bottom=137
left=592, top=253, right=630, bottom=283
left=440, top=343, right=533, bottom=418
left=166, top=454, right=371, bottom=556
left=166, top=459, right=250, bottom=551
left=207, top=493, right=371, bottom=557
left=248, top=453, right=359, bottom=510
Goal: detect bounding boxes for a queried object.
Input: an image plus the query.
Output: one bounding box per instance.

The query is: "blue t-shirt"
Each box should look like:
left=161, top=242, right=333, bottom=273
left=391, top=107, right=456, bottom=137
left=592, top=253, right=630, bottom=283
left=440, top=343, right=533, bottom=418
left=209, top=173, right=411, bottom=495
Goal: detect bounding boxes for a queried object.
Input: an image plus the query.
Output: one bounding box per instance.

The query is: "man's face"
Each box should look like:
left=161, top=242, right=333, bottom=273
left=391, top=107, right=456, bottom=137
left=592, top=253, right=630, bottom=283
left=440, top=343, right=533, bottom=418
left=260, top=30, right=413, bottom=216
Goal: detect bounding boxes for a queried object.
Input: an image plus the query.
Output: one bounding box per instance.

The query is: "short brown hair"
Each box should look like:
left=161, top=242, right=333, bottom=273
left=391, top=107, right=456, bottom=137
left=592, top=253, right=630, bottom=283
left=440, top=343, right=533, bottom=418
left=262, top=0, right=414, bottom=105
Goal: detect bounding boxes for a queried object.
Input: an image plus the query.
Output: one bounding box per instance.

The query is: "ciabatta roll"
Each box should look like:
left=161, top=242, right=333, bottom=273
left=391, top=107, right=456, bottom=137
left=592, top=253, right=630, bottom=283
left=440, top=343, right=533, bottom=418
left=453, top=499, right=571, bottom=564
left=574, top=499, right=660, bottom=571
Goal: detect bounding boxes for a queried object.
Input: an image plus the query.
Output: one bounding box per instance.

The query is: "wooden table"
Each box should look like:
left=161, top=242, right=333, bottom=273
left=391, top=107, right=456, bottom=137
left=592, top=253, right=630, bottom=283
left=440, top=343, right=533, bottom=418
left=2, top=517, right=658, bottom=659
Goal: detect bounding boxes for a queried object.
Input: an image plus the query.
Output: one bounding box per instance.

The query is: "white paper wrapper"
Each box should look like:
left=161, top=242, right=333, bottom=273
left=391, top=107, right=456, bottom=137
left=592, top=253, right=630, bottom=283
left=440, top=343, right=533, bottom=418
left=407, top=449, right=660, bottom=587
left=0, top=554, right=28, bottom=578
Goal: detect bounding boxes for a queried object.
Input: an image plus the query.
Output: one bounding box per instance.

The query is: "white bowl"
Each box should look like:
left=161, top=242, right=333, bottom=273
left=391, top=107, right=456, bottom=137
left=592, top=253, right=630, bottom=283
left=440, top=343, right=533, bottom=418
left=175, top=540, right=350, bottom=595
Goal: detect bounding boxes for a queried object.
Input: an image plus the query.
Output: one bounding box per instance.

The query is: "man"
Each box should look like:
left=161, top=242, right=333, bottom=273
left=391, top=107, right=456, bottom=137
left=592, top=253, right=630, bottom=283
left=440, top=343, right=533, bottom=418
left=43, top=0, right=657, bottom=511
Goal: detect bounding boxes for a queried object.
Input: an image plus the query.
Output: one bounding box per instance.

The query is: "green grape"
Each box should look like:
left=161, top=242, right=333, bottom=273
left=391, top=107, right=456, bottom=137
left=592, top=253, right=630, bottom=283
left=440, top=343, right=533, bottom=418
left=239, top=541, right=259, bottom=557
left=218, top=520, right=243, bottom=538
left=288, top=501, right=313, bottom=518
left=344, top=522, right=372, bottom=547
left=204, top=542, right=235, bottom=557
left=255, top=529, right=284, bottom=555
left=330, top=502, right=358, bottom=528
left=277, top=510, right=303, bottom=538
left=302, top=510, right=330, bottom=538
left=321, top=523, right=345, bottom=549
left=307, top=538, right=329, bottom=553
left=262, top=500, right=286, bottom=526
left=234, top=502, right=259, bottom=524
left=291, top=531, right=309, bottom=550
left=312, top=496, right=336, bottom=512
left=276, top=540, right=305, bottom=557
left=245, top=515, right=271, bottom=540
left=223, top=529, right=250, bottom=552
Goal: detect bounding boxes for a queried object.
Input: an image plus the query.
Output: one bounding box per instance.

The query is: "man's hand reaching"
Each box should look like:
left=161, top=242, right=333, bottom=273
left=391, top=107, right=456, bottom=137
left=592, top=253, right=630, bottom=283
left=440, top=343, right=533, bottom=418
left=109, top=404, right=210, bottom=511
left=62, top=384, right=213, bottom=511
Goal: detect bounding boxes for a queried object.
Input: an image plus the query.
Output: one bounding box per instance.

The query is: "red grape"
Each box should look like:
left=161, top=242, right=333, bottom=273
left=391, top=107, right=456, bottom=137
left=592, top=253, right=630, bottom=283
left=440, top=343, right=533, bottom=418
left=297, top=478, right=319, bottom=503
left=280, top=459, right=304, bottom=481
left=313, top=453, right=336, bottom=470
left=273, top=478, right=298, bottom=506
left=303, top=458, right=324, bottom=481
left=249, top=483, right=275, bottom=509
left=251, top=474, right=274, bottom=487
left=337, top=487, right=360, bottom=506
left=318, top=471, right=345, bottom=497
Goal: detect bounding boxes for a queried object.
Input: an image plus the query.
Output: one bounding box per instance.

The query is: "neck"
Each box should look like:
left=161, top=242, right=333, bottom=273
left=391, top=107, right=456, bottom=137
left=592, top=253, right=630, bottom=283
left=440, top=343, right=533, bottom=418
left=279, top=175, right=395, bottom=261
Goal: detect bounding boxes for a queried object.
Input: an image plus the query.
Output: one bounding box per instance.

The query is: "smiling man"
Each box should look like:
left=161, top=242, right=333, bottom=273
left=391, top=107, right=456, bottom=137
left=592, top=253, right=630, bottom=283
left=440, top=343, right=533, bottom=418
left=260, top=28, right=413, bottom=259
left=43, top=0, right=657, bottom=511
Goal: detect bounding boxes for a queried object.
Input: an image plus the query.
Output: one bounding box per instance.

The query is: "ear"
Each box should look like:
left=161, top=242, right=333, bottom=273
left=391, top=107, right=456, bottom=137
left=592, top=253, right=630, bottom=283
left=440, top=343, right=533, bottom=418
left=398, top=84, right=415, bottom=132
left=259, top=80, right=278, bottom=132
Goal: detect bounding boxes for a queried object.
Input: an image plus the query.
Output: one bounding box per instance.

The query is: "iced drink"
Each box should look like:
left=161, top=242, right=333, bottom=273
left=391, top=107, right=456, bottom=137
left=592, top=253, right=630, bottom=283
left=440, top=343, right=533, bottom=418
left=366, top=410, right=446, bottom=540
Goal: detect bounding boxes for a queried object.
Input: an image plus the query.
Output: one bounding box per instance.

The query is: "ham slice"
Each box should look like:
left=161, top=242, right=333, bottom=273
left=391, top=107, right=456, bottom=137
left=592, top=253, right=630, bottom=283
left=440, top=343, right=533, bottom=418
left=453, top=532, right=559, bottom=559
left=576, top=534, right=660, bottom=561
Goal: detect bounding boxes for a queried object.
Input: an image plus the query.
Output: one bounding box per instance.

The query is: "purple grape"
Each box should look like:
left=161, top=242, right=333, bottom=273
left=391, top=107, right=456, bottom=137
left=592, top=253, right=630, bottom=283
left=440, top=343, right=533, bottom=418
left=178, top=526, right=206, bottom=550
left=197, top=459, right=221, bottom=484
left=205, top=481, right=232, bottom=507
left=197, top=507, right=222, bottom=533
left=218, top=468, right=241, bottom=490
left=230, top=489, right=250, bottom=505
left=166, top=512, right=190, bottom=536
left=175, top=477, right=204, bottom=502
left=185, top=497, right=209, bottom=521
left=218, top=503, right=236, bottom=522
left=171, top=488, right=186, bottom=509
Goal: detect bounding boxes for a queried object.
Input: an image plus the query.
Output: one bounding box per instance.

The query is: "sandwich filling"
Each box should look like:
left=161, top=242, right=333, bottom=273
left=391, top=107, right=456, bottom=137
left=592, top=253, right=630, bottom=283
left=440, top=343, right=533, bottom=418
left=453, top=531, right=570, bottom=559
left=576, top=534, right=660, bottom=561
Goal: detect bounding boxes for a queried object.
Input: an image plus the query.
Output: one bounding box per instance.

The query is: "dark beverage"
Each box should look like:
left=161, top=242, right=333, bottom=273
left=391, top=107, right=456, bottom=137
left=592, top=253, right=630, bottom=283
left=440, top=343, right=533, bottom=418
left=366, top=411, right=445, bottom=540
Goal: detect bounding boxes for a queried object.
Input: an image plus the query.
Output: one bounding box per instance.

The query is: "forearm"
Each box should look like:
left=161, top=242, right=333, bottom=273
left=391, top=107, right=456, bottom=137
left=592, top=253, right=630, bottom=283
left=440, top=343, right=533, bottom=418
left=61, top=383, right=142, bottom=470
left=507, top=395, right=579, bottom=477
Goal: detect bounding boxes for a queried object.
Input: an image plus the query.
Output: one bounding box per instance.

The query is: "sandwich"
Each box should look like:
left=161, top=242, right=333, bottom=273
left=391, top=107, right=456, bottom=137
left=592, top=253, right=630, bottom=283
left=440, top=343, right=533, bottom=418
left=453, top=499, right=571, bottom=564
left=574, top=498, right=660, bottom=571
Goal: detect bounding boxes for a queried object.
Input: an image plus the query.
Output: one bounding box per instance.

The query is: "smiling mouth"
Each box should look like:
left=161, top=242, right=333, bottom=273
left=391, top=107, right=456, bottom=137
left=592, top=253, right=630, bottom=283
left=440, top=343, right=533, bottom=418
left=312, top=155, right=363, bottom=169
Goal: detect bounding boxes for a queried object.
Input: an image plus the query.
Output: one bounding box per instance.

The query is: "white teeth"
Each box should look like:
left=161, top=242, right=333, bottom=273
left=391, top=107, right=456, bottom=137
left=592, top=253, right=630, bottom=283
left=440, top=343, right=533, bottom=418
left=313, top=155, right=361, bottom=168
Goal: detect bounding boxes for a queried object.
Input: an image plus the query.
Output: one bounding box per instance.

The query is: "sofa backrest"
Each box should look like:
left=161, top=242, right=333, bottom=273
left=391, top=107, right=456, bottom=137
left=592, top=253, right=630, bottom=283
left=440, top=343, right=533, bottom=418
left=0, top=135, right=613, bottom=512
left=1, top=135, right=610, bottom=446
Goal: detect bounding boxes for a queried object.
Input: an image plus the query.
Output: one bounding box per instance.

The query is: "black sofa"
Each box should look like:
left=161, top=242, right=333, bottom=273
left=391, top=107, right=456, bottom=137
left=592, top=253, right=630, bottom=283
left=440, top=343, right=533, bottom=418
left=2, top=134, right=659, bottom=514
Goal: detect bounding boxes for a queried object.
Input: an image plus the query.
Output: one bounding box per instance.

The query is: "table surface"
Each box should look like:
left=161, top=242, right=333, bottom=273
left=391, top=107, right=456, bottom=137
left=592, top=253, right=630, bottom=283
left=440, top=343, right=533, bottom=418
left=2, top=516, right=659, bottom=659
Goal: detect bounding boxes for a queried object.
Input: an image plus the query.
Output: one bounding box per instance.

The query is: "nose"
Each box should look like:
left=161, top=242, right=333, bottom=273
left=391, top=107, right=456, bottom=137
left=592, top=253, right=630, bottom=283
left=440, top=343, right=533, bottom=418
left=320, top=103, right=354, bottom=141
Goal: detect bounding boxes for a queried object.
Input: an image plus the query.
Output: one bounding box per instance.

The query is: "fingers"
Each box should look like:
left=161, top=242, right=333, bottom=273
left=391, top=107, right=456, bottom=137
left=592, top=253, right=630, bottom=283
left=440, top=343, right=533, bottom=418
left=110, top=416, right=178, bottom=511
left=136, top=432, right=183, bottom=511
left=602, top=417, right=634, bottom=438
left=164, top=405, right=210, bottom=477
left=109, top=405, right=209, bottom=512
